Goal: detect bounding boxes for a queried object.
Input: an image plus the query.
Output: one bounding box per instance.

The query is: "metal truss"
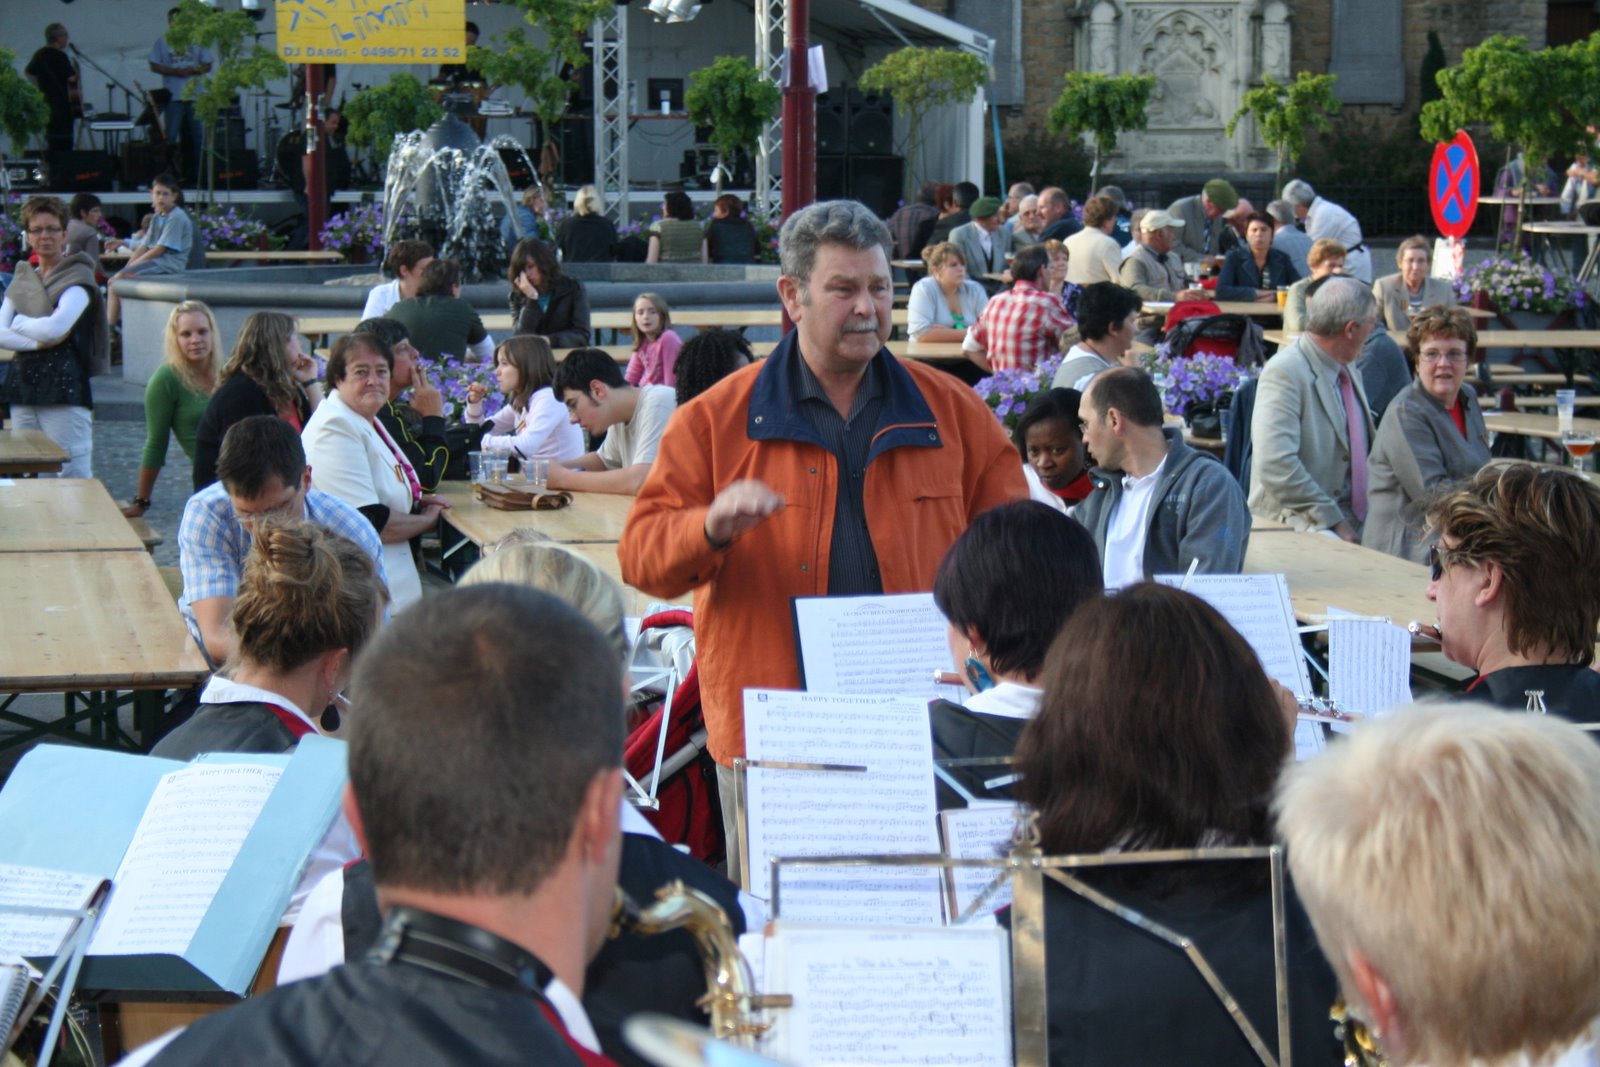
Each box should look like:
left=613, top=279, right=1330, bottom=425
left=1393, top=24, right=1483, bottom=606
left=753, top=0, right=787, bottom=216
left=592, top=7, right=630, bottom=226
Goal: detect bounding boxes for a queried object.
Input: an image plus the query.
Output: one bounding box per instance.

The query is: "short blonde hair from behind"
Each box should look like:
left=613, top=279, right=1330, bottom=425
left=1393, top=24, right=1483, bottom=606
left=1276, top=703, right=1600, bottom=1067
left=462, top=535, right=628, bottom=662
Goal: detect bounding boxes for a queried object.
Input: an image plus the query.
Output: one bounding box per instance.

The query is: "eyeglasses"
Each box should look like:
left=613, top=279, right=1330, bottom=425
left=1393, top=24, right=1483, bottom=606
left=1418, top=350, right=1469, bottom=365
left=25, top=226, right=63, bottom=236
left=1427, top=543, right=1465, bottom=582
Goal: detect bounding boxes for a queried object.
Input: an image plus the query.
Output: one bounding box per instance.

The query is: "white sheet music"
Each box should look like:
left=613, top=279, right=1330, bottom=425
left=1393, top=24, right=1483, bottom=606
left=0, top=863, right=103, bottom=959
left=1293, top=719, right=1328, bottom=762
left=940, top=804, right=1018, bottom=922
left=793, top=594, right=964, bottom=702
left=765, top=923, right=1012, bottom=1067
left=743, top=690, right=942, bottom=923
left=88, top=763, right=283, bottom=957
left=1329, top=619, right=1413, bottom=718
left=1157, top=573, right=1311, bottom=695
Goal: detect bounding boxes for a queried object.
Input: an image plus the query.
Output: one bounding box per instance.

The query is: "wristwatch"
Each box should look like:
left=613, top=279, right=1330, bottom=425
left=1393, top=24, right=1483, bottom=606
left=131, top=496, right=152, bottom=509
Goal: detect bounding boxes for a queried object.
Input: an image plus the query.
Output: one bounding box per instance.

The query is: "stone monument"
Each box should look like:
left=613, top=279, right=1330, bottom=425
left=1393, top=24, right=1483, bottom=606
left=1072, top=0, right=1290, bottom=173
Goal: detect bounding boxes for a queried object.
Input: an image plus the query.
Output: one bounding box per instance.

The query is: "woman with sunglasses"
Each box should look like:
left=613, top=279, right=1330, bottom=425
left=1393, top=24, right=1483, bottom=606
left=1424, top=463, right=1600, bottom=718
left=1364, top=305, right=1492, bottom=562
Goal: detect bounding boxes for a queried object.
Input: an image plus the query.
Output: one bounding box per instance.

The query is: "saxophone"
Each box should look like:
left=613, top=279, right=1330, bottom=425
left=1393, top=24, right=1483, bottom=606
left=1330, top=997, right=1387, bottom=1067
left=610, top=882, right=792, bottom=1048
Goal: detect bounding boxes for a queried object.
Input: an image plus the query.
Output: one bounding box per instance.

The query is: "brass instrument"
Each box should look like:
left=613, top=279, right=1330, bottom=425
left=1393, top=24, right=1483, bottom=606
left=610, top=882, right=792, bottom=1048
left=1331, top=997, right=1387, bottom=1067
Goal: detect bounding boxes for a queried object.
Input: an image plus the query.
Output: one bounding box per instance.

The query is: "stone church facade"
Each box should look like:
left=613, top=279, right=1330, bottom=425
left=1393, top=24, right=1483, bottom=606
left=910, top=0, right=1550, bottom=175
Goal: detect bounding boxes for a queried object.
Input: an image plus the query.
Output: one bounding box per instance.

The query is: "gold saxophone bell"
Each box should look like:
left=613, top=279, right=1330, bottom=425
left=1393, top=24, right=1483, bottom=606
left=1330, top=997, right=1387, bottom=1067
left=610, top=882, right=792, bottom=1049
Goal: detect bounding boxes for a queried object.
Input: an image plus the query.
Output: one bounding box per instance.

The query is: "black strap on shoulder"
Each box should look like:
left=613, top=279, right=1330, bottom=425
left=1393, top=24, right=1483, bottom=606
left=369, top=906, right=555, bottom=1003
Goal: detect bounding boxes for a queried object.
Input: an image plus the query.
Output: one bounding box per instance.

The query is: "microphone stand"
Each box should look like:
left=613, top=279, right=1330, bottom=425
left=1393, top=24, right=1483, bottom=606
left=70, top=45, right=144, bottom=121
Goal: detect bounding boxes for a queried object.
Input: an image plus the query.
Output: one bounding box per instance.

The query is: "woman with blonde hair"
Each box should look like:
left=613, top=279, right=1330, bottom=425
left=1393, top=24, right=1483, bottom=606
left=907, top=241, right=988, bottom=342
left=462, top=535, right=627, bottom=661
left=556, top=183, right=617, bottom=263
left=124, top=301, right=222, bottom=518
left=192, top=310, right=321, bottom=490
left=465, top=334, right=584, bottom=461
left=153, top=519, right=388, bottom=759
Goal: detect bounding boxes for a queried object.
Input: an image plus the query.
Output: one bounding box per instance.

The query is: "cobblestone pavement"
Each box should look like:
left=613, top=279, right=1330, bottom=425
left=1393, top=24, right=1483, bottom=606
left=86, top=416, right=188, bottom=568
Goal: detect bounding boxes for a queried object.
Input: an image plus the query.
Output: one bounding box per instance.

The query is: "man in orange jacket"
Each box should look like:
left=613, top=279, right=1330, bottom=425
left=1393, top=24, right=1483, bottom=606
left=619, top=199, right=1028, bottom=883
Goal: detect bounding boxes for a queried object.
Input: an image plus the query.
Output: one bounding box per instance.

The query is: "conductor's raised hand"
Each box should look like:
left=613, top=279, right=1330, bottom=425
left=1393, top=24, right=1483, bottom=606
left=704, top=480, right=785, bottom=548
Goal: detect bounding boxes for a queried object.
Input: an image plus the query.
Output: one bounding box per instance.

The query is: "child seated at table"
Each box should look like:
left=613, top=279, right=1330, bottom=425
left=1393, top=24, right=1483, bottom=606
left=624, top=291, right=682, bottom=388
left=464, top=334, right=584, bottom=463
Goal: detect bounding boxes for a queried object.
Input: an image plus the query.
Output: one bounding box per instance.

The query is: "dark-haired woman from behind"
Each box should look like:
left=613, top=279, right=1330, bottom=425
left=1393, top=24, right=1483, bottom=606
left=1008, top=583, right=1341, bottom=1067
left=673, top=328, right=753, bottom=406
left=153, top=519, right=388, bottom=760
left=929, top=500, right=1102, bottom=806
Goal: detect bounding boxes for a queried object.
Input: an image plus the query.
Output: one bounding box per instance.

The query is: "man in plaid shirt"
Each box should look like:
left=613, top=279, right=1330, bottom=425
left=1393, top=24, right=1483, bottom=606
left=179, top=416, right=387, bottom=668
left=968, top=243, right=1076, bottom=372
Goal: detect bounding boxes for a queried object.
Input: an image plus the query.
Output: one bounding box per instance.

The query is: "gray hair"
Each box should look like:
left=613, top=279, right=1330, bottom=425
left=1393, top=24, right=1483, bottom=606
left=778, top=200, right=893, bottom=287
left=1281, top=179, right=1316, bottom=207
left=1305, top=276, right=1377, bottom=336
left=1099, top=184, right=1127, bottom=210
left=1265, top=199, right=1296, bottom=226
left=1007, top=181, right=1036, bottom=199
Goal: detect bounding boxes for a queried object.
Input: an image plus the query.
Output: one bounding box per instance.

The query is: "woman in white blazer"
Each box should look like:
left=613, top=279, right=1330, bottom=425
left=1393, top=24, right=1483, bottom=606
left=302, top=334, right=448, bottom=611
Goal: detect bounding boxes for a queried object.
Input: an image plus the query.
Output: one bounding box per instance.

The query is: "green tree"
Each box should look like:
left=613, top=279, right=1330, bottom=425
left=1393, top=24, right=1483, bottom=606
left=468, top=0, right=615, bottom=189
left=165, top=0, right=287, bottom=196
left=860, top=47, right=990, bottom=193
left=1047, top=72, right=1155, bottom=193
left=1225, top=72, right=1342, bottom=195
left=685, top=57, right=780, bottom=195
left=0, top=48, right=49, bottom=155
left=1420, top=34, right=1600, bottom=246
left=343, top=75, right=445, bottom=164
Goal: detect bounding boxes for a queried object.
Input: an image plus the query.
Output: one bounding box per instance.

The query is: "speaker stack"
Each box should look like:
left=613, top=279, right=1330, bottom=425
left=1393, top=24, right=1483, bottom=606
left=815, top=89, right=903, bottom=218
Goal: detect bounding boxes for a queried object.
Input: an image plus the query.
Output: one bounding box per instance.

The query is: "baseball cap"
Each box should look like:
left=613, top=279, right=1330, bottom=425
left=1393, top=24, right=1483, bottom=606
left=1139, top=209, right=1185, bottom=232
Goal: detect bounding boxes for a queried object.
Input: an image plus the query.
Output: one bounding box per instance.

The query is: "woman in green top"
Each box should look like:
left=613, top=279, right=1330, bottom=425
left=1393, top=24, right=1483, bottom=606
left=122, top=301, right=221, bottom=518
left=645, top=190, right=708, bottom=264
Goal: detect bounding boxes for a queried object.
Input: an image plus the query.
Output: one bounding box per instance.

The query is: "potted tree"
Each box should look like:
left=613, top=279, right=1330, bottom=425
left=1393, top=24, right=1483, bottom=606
left=859, top=47, right=989, bottom=196
left=468, top=0, right=615, bottom=197
left=1225, top=72, right=1341, bottom=196
left=343, top=76, right=445, bottom=169
left=0, top=49, right=48, bottom=271
left=685, top=56, right=780, bottom=197
left=164, top=0, right=286, bottom=200
left=1047, top=71, right=1155, bottom=194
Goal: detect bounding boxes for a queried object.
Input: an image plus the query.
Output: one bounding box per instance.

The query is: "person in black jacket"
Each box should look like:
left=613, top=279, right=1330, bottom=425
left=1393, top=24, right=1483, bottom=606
left=703, top=193, right=760, bottom=264
left=192, top=310, right=321, bottom=491
left=355, top=317, right=452, bottom=492
left=1425, top=463, right=1600, bottom=719
left=928, top=500, right=1102, bottom=808
left=509, top=236, right=592, bottom=348
left=1009, top=584, right=1343, bottom=1067
left=556, top=183, right=617, bottom=264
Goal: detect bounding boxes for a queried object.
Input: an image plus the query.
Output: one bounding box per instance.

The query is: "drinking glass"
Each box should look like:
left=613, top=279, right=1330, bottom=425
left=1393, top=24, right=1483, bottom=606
left=1562, top=430, right=1596, bottom=478
left=527, top=459, right=550, bottom=491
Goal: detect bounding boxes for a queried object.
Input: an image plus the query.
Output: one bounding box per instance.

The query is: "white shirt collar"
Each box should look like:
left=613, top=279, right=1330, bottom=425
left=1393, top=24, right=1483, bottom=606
left=1122, top=455, right=1167, bottom=493
left=200, top=675, right=319, bottom=733
left=620, top=801, right=663, bottom=840
left=963, top=681, right=1044, bottom=720
left=545, top=976, right=602, bottom=1054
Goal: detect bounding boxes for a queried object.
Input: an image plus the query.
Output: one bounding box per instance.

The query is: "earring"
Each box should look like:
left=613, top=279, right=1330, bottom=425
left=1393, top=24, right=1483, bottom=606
left=964, top=654, right=994, bottom=693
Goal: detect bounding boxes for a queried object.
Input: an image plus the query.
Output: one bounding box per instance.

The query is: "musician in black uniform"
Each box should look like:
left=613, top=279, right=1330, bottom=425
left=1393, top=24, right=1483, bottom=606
left=1425, top=463, right=1600, bottom=719
left=123, top=584, right=632, bottom=1067
left=25, top=23, right=78, bottom=152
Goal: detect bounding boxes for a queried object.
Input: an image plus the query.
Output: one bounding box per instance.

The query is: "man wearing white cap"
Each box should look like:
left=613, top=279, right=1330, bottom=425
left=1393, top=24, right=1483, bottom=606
left=1119, top=209, right=1207, bottom=334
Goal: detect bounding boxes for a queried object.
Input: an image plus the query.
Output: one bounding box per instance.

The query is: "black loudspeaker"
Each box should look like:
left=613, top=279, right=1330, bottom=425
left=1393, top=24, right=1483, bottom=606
left=121, top=142, right=171, bottom=187
left=498, top=146, right=536, bottom=189
left=817, top=154, right=848, bottom=201
left=210, top=150, right=260, bottom=190
left=816, top=91, right=849, bottom=156
left=847, top=155, right=904, bottom=217
left=848, top=89, right=894, bottom=155
left=43, top=150, right=117, bottom=191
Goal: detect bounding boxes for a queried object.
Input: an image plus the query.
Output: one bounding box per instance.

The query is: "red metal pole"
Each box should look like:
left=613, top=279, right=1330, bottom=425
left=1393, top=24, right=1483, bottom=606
left=780, top=0, right=815, bottom=221
left=303, top=65, right=327, bottom=251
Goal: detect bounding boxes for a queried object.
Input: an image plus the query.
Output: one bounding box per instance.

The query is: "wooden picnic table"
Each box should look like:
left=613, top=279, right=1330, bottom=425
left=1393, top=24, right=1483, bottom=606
left=1483, top=411, right=1600, bottom=441
left=1143, top=299, right=1285, bottom=318
left=1512, top=394, right=1600, bottom=408
left=553, top=541, right=693, bottom=613
left=0, top=550, right=210, bottom=750
left=589, top=308, right=909, bottom=331
left=0, top=429, right=68, bottom=476
left=436, top=480, right=638, bottom=549
left=1483, top=368, right=1582, bottom=386
left=102, top=249, right=344, bottom=263
left=0, top=478, right=145, bottom=553
left=1244, top=528, right=1436, bottom=631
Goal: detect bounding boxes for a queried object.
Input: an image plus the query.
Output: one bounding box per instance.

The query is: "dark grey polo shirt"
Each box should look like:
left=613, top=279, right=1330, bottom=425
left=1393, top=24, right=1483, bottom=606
left=793, top=351, right=885, bottom=595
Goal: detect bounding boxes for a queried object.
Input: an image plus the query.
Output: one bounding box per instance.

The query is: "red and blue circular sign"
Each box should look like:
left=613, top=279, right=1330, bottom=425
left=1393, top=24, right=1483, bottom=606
left=1429, top=130, right=1479, bottom=239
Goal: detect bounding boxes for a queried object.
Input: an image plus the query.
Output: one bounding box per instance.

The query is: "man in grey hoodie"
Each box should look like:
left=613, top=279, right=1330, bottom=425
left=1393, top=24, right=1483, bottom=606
left=1074, top=366, right=1250, bottom=586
